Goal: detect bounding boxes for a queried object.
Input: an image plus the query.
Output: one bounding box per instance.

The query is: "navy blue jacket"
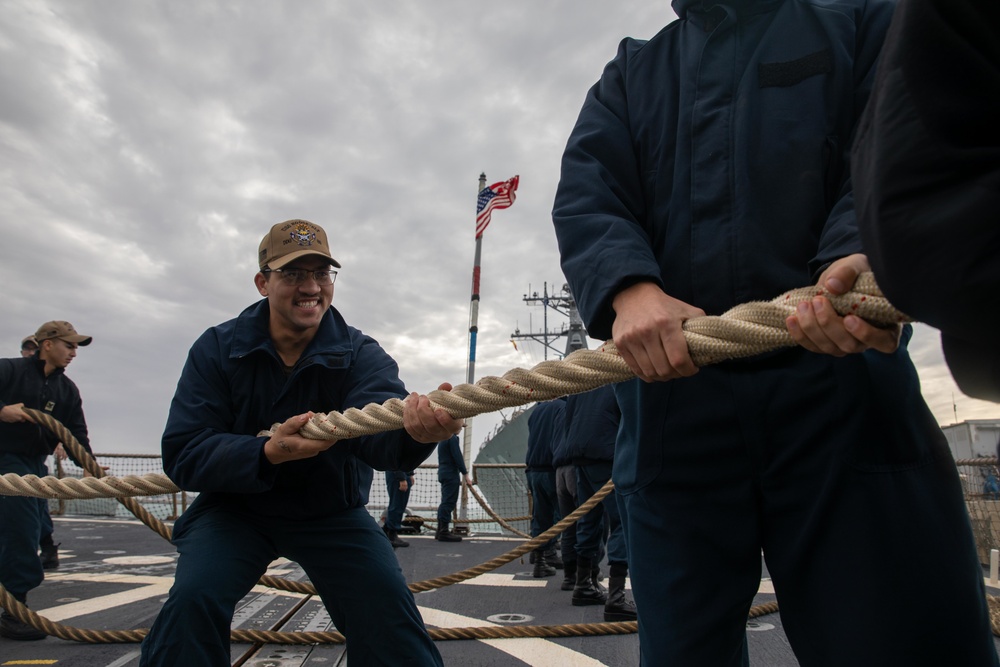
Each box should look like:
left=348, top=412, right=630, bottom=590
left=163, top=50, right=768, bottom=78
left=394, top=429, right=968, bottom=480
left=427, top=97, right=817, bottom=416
left=563, top=386, right=620, bottom=465
left=554, top=0, right=895, bottom=339
left=550, top=398, right=574, bottom=468
left=526, top=400, right=566, bottom=472
left=0, top=355, right=91, bottom=464
left=390, top=470, right=415, bottom=483
left=853, top=0, right=1000, bottom=400
left=162, top=299, right=436, bottom=518
left=436, top=434, right=467, bottom=480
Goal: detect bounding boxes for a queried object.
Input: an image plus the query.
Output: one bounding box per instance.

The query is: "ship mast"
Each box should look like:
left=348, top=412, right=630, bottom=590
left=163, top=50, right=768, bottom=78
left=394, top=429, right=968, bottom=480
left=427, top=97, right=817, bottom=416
left=510, top=282, right=589, bottom=359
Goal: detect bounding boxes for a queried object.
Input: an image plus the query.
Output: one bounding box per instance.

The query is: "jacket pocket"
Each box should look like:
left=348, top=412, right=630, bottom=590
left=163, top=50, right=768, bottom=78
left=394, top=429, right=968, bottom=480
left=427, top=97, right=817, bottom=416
left=758, top=49, right=832, bottom=88
left=611, top=380, right=668, bottom=495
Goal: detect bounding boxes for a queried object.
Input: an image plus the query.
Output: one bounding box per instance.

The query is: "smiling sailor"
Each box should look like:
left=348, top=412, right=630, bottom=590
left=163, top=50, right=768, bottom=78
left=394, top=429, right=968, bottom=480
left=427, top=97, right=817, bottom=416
left=139, top=219, right=461, bottom=667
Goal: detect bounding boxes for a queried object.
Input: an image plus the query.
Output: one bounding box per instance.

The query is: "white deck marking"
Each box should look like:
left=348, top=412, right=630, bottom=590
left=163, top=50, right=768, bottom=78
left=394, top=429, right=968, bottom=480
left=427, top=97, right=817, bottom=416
left=457, top=573, right=548, bottom=588
left=757, top=578, right=775, bottom=595
left=38, top=573, right=173, bottom=622
left=101, top=555, right=174, bottom=566
left=54, top=517, right=157, bottom=526
left=105, top=650, right=142, bottom=667
left=419, top=606, right=611, bottom=666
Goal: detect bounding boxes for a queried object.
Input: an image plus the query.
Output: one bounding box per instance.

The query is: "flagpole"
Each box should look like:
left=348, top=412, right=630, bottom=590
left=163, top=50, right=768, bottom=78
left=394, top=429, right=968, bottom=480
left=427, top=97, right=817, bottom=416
left=459, top=172, right=487, bottom=527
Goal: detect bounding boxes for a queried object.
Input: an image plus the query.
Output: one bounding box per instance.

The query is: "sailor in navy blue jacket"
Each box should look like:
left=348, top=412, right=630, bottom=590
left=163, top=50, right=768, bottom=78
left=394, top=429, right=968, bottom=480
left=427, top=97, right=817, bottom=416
left=525, top=400, right=565, bottom=571
left=140, top=220, right=459, bottom=667
left=525, top=401, right=563, bottom=472
left=161, top=300, right=436, bottom=517
left=1, top=322, right=92, bottom=633
left=434, top=434, right=468, bottom=539
left=563, top=386, right=633, bottom=619
left=553, top=1, right=996, bottom=665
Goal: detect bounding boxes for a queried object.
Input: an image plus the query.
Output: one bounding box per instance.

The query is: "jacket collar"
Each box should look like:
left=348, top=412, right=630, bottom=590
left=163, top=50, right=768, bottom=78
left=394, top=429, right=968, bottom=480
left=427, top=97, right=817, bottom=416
left=229, top=299, right=352, bottom=363
left=672, top=0, right=784, bottom=20
left=27, top=354, right=63, bottom=378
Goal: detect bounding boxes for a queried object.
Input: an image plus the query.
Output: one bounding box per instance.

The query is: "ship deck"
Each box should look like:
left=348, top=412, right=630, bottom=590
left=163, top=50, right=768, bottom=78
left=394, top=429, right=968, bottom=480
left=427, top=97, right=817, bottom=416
left=3, top=515, right=1000, bottom=666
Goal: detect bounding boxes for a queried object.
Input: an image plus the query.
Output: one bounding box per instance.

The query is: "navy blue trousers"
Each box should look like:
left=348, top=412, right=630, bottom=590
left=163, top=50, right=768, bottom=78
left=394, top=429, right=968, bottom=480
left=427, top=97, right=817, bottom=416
left=615, top=347, right=998, bottom=666
left=138, top=501, right=441, bottom=667
left=384, top=472, right=412, bottom=531
left=576, top=461, right=626, bottom=564
left=0, top=453, right=46, bottom=597
left=37, top=498, right=53, bottom=543
left=555, top=465, right=578, bottom=565
left=437, top=475, right=459, bottom=524
left=526, top=470, right=559, bottom=551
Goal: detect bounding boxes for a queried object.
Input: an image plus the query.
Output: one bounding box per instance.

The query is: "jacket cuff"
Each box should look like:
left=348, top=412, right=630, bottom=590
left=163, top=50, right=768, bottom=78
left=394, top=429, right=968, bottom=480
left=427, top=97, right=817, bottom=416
left=256, top=438, right=278, bottom=484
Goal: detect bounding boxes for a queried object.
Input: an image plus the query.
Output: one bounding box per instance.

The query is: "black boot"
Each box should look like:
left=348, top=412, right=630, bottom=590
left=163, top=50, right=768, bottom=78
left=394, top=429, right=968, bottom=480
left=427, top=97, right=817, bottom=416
left=543, top=546, right=564, bottom=570
left=435, top=519, right=462, bottom=542
left=0, top=592, right=47, bottom=641
left=561, top=560, right=578, bottom=591
left=592, top=565, right=607, bottom=595
left=532, top=550, right=556, bottom=578
left=39, top=542, right=60, bottom=570
left=572, top=557, right=607, bottom=606
left=603, top=564, right=638, bottom=621
left=383, top=524, right=409, bottom=548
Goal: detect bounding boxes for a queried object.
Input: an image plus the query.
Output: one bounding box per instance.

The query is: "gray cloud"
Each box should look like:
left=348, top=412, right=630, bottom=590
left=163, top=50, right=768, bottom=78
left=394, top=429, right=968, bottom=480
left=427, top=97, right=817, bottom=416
left=2, top=1, right=994, bottom=457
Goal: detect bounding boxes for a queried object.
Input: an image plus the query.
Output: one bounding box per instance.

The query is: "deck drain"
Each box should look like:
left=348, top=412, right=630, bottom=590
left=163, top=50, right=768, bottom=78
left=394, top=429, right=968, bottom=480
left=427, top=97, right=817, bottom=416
left=486, top=613, right=534, bottom=624
left=746, top=621, right=775, bottom=632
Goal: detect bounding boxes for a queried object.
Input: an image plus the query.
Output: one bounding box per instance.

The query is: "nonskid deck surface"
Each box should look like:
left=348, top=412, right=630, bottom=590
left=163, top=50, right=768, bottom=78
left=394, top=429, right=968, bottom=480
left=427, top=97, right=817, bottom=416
left=3, top=517, right=999, bottom=666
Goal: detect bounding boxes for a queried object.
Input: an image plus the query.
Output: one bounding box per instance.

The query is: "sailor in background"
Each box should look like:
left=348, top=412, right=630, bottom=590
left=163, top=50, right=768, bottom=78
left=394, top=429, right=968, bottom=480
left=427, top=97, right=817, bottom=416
left=435, top=434, right=469, bottom=542
left=17, top=335, right=65, bottom=572
left=525, top=399, right=566, bottom=578
left=383, top=469, right=415, bottom=548
left=551, top=396, right=580, bottom=591
left=563, top=386, right=636, bottom=622
left=1, top=321, right=93, bottom=641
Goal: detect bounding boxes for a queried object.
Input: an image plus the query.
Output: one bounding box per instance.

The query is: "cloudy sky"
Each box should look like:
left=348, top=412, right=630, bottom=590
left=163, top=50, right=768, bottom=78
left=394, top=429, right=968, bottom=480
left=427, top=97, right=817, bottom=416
left=2, top=1, right=996, bottom=459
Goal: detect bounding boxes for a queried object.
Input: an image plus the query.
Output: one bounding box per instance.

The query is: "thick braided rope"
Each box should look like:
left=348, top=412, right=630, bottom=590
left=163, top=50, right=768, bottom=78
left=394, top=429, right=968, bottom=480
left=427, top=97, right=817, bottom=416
left=0, top=582, right=642, bottom=643
left=0, top=273, right=906, bottom=502
left=956, top=457, right=999, bottom=466
left=0, top=484, right=793, bottom=646
left=0, top=471, right=178, bottom=499
left=286, top=272, right=908, bottom=441
left=0, top=482, right=650, bottom=644
left=465, top=482, right=532, bottom=538
left=8, top=579, right=1000, bottom=645
left=408, top=479, right=617, bottom=592
left=16, top=409, right=173, bottom=541
left=5, top=411, right=622, bottom=597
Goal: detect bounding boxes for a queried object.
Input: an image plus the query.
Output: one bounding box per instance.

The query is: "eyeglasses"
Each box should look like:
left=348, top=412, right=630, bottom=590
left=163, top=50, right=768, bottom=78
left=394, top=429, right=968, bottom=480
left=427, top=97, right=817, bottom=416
left=262, top=268, right=338, bottom=286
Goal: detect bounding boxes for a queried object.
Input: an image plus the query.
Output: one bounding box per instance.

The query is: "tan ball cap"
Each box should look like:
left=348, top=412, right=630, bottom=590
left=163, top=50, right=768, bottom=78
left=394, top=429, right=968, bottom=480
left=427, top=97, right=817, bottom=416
left=35, top=321, right=92, bottom=346
left=258, top=219, right=341, bottom=271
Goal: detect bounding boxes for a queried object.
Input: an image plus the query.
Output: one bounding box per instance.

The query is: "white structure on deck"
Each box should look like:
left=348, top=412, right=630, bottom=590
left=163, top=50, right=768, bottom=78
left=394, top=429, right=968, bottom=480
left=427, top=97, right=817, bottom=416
left=942, top=419, right=1000, bottom=460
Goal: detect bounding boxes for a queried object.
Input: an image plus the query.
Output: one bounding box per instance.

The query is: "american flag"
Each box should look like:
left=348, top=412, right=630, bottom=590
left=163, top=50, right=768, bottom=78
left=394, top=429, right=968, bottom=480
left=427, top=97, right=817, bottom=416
left=475, top=175, right=519, bottom=238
